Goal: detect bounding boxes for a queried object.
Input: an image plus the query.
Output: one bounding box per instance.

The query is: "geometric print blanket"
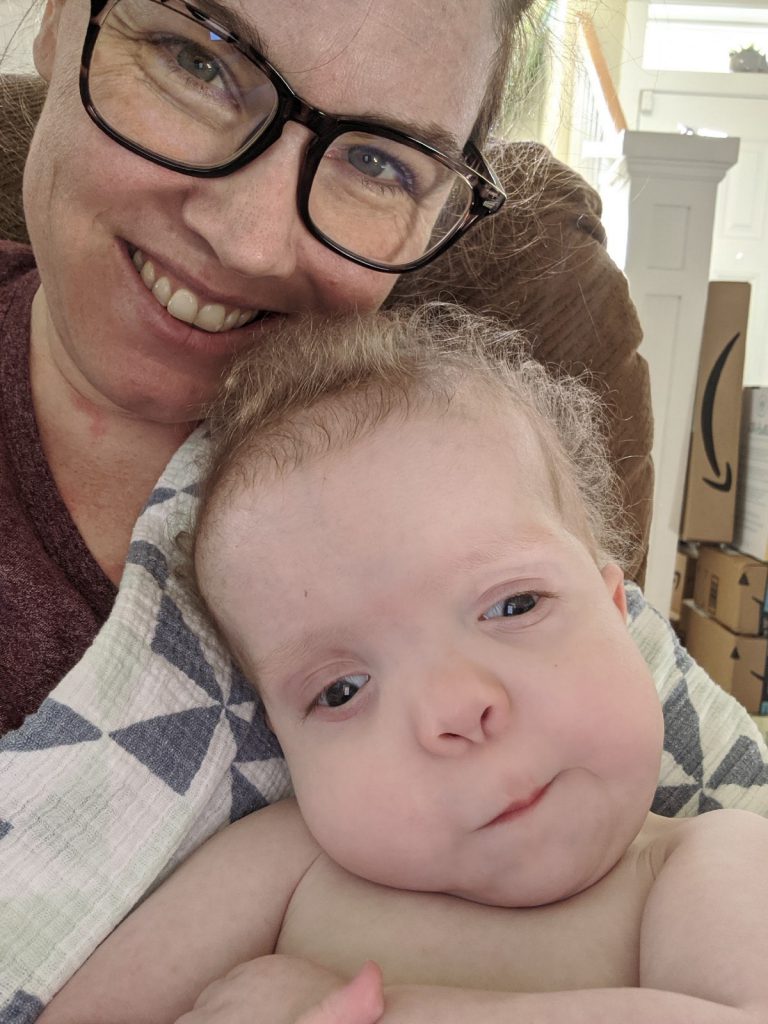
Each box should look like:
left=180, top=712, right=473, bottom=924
left=1, top=426, right=768, bottom=1020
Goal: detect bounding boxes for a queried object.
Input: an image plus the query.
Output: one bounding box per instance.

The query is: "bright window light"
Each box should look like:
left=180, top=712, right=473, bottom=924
left=644, top=4, right=768, bottom=72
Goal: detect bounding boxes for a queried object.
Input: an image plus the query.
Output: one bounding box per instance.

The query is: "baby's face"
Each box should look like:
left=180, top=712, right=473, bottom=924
left=199, top=404, right=663, bottom=907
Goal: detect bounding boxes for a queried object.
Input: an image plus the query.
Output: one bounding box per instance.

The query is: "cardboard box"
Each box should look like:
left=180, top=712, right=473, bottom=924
left=670, top=545, right=698, bottom=620
left=677, top=598, right=693, bottom=645
left=692, top=544, right=767, bottom=635
left=735, top=386, right=768, bottom=560
left=680, top=282, right=750, bottom=543
left=685, top=603, right=768, bottom=714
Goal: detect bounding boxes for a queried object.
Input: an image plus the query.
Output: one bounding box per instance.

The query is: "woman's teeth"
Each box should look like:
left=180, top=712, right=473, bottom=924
left=131, top=249, right=260, bottom=333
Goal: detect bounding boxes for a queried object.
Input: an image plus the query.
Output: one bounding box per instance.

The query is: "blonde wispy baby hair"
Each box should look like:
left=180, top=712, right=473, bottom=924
left=192, top=303, right=632, bottom=575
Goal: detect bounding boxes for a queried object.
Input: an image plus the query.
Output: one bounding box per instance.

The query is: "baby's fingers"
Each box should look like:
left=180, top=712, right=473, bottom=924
left=296, top=961, right=384, bottom=1024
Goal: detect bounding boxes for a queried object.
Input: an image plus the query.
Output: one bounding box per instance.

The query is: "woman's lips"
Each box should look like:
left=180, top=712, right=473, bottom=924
left=129, top=246, right=273, bottom=334
left=122, top=242, right=283, bottom=358
left=484, top=782, right=551, bottom=827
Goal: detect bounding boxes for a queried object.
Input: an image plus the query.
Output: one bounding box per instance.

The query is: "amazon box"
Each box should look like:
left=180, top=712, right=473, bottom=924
left=670, top=544, right=697, bottom=620
left=735, top=387, right=768, bottom=560
left=693, top=544, right=768, bottom=635
left=685, top=602, right=768, bottom=714
left=680, top=282, right=750, bottom=543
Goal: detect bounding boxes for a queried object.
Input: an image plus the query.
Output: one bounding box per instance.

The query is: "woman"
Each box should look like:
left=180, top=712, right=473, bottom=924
left=2, top=0, right=515, bottom=728
left=2, top=0, right=768, bottom=1019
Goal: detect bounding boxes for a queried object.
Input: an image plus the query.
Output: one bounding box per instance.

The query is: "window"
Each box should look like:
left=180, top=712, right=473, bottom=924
left=643, top=3, right=768, bottom=73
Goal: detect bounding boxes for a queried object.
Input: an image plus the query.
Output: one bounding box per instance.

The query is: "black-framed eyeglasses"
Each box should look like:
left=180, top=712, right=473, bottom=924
left=80, top=0, right=506, bottom=273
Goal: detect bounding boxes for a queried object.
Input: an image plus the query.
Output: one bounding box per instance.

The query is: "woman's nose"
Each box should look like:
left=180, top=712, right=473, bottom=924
left=412, top=661, right=513, bottom=756
left=179, top=127, right=309, bottom=282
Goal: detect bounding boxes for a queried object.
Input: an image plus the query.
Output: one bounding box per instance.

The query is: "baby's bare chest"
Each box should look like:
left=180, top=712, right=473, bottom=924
left=276, top=849, right=659, bottom=992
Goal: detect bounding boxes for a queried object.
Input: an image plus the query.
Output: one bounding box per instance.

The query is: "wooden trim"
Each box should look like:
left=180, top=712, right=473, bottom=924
left=576, top=13, right=628, bottom=134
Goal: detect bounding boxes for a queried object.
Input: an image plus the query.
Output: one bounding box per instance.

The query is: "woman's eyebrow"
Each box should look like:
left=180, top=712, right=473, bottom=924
left=187, top=0, right=463, bottom=158
left=193, top=0, right=272, bottom=58
left=349, top=114, right=464, bottom=159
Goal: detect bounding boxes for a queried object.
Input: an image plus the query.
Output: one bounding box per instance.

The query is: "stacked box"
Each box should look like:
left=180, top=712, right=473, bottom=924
left=670, top=544, right=697, bottom=623
left=692, top=545, right=767, bottom=635
left=685, top=602, right=767, bottom=714
left=684, top=545, right=768, bottom=714
left=735, top=387, right=768, bottom=561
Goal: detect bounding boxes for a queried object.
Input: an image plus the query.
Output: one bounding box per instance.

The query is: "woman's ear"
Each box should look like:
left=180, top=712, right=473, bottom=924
left=33, top=0, right=66, bottom=82
left=600, top=562, right=627, bottom=620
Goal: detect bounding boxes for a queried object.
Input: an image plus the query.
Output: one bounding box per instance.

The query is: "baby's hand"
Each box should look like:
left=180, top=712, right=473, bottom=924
left=296, top=962, right=383, bottom=1024
left=174, top=954, right=383, bottom=1024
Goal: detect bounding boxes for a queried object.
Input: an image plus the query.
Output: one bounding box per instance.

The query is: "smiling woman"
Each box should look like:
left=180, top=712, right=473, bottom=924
left=1, top=0, right=514, bottom=709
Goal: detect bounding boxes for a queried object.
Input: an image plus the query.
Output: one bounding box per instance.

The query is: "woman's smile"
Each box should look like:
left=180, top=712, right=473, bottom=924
left=130, top=247, right=270, bottom=333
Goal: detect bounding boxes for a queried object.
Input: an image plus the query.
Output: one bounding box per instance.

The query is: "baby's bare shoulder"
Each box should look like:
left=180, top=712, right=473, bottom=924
left=658, top=806, right=768, bottom=842
left=223, top=797, right=321, bottom=865
left=643, top=807, right=768, bottom=872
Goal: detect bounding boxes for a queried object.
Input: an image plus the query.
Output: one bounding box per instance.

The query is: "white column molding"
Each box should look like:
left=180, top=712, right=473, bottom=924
left=600, top=130, right=739, bottom=611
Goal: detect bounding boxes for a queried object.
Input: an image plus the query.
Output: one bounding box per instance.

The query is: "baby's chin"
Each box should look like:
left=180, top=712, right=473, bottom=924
left=446, top=875, right=586, bottom=909
left=443, top=847, right=625, bottom=909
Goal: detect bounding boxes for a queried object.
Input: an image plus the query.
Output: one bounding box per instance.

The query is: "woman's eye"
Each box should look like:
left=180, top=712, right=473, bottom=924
left=175, top=41, right=222, bottom=83
left=347, top=146, right=414, bottom=191
left=482, top=593, right=539, bottom=620
left=315, top=674, right=370, bottom=709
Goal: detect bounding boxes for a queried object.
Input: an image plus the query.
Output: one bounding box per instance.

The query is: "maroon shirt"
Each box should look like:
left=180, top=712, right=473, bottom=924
left=0, top=241, right=117, bottom=734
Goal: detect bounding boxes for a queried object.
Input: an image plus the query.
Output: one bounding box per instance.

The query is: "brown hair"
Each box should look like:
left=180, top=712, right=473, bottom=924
left=192, top=304, right=631, bottom=583
left=473, top=0, right=542, bottom=142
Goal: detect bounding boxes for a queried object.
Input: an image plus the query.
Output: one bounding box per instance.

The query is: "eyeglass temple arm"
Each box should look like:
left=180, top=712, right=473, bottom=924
left=464, top=141, right=506, bottom=215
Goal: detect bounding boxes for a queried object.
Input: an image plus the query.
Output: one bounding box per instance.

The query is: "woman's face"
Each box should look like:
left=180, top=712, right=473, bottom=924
left=25, top=0, right=497, bottom=423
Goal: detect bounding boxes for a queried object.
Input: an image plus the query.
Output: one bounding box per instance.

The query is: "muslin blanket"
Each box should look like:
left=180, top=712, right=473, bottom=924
left=2, top=427, right=768, bottom=1021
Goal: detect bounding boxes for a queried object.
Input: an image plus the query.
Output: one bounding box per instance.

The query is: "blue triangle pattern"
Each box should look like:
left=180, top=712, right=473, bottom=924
left=698, top=791, right=723, bottom=813
left=126, top=540, right=168, bottom=587
left=226, top=707, right=283, bottom=763
left=0, top=700, right=101, bottom=752
left=0, top=819, right=12, bottom=841
left=228, top=662, right=256, bottom=709
left=229, top=765, right=270, bottom=823
left=152, top=594, right=223, bottom=704
left=661, top=680, right=703, bottom=781
left=707, top=735, right=768, bottom=790
left=651, top=784, right=699, bottom=816
left=143, top=486, right=179, bottom=509
left=0, top=991, right=45, bottom=1024
left=110, top=706, right=222, bottom=795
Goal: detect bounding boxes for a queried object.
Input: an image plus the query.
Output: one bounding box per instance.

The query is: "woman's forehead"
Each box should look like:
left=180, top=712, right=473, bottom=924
left=229, top=0, right=497, bottom=135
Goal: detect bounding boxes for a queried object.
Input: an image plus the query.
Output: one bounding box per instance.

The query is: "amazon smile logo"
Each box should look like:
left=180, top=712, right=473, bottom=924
left=701, top=332, right=740, bottom=493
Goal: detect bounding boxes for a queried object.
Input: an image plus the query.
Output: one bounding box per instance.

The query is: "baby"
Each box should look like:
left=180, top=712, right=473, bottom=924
left=43, top=306, right=768, bottom=1024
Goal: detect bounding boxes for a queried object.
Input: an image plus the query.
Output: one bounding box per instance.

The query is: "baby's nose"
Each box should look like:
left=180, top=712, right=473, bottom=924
left=412, top=662, right=512, bottom=756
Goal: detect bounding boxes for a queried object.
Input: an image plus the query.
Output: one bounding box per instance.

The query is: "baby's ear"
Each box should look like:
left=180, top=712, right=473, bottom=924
left=600, top=563, right=627, bottom=620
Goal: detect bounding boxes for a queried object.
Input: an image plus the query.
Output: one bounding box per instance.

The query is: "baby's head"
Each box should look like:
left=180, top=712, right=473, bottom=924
left=193, top=305, right=663, bottom=908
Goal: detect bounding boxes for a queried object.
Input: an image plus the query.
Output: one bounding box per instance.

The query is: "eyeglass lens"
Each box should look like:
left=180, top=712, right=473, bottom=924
left=88, top=0, right=475, bottom=268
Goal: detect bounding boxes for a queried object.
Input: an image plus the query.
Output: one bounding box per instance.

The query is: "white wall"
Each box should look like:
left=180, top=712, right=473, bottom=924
left=1, top=0, right=39, bottom=74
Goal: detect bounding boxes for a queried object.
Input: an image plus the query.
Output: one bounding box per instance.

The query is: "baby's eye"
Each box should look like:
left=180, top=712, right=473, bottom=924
left=481, top=593, right=539, bottom=619
left=315, top=674, right=370, bottom=709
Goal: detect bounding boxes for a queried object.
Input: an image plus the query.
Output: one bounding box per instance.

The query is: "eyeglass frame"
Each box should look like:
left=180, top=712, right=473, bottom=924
left=79, top=0, right=507, bottom=274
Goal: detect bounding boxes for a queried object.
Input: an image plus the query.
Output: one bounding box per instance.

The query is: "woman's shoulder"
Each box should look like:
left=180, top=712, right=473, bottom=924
left=0, top=239, right=37, bottom=289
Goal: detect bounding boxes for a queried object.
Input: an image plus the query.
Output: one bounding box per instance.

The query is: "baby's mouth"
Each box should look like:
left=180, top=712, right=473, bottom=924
left=130, top=248, right=271, bottom=334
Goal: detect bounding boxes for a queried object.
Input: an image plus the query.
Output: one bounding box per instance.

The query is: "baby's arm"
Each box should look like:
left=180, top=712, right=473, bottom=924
left=378, top=808, right=768, bottom=1023
left=38, top=799, right=322, bottom=1024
